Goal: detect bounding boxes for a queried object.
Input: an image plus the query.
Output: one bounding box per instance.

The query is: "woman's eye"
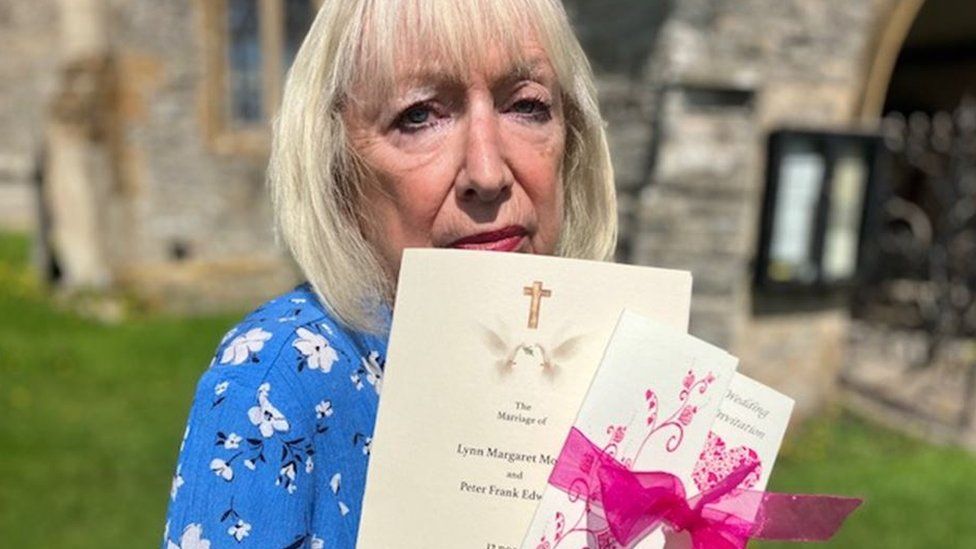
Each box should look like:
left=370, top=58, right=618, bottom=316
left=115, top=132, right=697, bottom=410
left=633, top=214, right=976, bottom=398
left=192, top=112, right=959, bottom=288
left=404, top=106, right=430, bottom=124
left=394, top=104, right=438, bottom=133
left=510, top=98, right=552, bottom=121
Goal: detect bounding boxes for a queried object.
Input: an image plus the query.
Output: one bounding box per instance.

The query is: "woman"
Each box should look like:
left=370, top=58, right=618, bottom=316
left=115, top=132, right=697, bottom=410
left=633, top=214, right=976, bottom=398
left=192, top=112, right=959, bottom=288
left=163, top=0, right=615, bottom=547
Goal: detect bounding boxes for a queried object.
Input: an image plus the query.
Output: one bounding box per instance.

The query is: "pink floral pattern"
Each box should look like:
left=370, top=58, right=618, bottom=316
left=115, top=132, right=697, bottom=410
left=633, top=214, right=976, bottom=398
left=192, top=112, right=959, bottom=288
left=632, top=369, right=716, bottom=461
left=692, top=432, right=762, bottom=493
left=538, top=369, right=718, bottom=548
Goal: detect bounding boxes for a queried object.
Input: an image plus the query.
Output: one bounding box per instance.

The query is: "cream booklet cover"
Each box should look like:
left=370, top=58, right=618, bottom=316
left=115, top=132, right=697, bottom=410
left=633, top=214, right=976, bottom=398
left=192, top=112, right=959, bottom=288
left=357, top=249, right=693, bottom=549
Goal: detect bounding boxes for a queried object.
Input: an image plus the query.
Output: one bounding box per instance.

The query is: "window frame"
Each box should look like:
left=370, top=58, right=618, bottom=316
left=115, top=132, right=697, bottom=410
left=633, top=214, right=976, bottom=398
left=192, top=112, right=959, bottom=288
left=198, top=0, right=322, bottom=156
left=753, top=129, right=884, bottom=304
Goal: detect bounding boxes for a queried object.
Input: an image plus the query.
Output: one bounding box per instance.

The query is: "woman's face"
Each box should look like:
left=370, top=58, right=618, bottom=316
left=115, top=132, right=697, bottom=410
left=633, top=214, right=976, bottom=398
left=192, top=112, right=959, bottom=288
left=343, top=38, right=565, bottom=277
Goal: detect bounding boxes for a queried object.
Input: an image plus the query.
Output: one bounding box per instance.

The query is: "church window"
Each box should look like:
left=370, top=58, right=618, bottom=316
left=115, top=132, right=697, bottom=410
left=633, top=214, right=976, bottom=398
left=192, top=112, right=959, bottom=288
left=201, top=0, right=319, bottom=154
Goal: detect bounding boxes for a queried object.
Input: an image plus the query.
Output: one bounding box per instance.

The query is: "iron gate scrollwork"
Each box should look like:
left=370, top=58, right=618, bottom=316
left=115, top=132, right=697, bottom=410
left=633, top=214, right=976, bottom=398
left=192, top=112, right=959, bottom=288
left=853, top=97, right=976, bottom=429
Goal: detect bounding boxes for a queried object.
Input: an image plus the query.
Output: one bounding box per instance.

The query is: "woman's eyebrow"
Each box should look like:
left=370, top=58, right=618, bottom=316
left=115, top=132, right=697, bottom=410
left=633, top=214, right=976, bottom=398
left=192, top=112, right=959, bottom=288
left=394, top=66, right=466, bottom=91
left=395, top=55, right=553, bottom=86
left=492, top=58, right=556, bottom=93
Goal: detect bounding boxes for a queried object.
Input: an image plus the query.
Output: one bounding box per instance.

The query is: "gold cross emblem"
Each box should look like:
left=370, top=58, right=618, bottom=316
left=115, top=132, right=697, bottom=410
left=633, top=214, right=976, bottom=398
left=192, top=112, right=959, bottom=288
left=523, top=281, right=552, bottom=330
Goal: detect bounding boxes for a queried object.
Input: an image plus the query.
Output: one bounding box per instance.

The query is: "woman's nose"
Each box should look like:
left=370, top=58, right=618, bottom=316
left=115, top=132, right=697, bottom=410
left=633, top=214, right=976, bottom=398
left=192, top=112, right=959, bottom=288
left=455, top=106, right=512, bottom=203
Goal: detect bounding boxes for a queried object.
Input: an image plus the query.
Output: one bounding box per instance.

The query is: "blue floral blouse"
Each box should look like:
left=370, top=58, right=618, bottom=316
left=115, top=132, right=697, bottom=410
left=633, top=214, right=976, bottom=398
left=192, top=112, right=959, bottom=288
left=163, top=282, right=388, bottom=548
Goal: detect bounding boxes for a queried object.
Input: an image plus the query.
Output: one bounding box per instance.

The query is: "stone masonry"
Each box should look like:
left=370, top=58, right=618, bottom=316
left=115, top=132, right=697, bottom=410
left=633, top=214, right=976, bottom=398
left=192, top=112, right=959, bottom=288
left=565, top=0, right=900, bottom=419
left=0, top=0, right=60, bottom=231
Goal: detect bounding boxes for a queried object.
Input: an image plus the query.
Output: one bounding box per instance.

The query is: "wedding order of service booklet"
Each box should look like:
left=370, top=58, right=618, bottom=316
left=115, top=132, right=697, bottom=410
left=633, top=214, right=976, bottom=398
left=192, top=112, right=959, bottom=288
left=357, top=249, right=694, bottom=549
left=358, top=249, right=860, bottom=548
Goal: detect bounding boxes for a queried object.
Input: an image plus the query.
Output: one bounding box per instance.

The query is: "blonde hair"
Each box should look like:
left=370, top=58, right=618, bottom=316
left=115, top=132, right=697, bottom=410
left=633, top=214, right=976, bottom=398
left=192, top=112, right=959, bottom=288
left=268, top=0, right=616, bottom=333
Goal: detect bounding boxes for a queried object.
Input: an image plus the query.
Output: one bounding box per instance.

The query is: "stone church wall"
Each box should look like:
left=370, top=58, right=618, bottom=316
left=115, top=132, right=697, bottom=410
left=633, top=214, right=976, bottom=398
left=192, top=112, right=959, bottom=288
left=90, top=0, right=297, bottom=309
left=567, top=0, right=898, bottom=417
left=0, top=0, right=60, bottom=231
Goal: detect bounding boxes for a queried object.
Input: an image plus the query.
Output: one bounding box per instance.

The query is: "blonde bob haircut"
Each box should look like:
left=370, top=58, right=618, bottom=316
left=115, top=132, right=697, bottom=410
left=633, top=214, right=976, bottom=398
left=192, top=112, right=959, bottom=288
left=269, top=0, right=617, bottom=334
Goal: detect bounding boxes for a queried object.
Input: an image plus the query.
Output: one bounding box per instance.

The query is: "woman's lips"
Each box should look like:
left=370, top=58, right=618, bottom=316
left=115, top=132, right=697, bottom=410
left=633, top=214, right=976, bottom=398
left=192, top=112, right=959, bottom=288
left=447, top=226, right=528, bottom=252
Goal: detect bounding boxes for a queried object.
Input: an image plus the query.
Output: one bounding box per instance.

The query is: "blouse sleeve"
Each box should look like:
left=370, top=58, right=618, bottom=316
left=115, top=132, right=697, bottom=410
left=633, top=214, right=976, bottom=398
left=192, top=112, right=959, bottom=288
left=162, top=325, right=321, bottom=549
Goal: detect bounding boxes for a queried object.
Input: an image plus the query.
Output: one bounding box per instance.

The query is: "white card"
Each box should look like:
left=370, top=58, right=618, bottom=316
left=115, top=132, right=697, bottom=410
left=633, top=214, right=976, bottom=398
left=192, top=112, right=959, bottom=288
left=662, top=374, right=795, bottom=548
left=522, top=310, right=740, bottom=549
left=692, top=373, right=795, bottom=493
left=357, top=250, right=693, bottom=549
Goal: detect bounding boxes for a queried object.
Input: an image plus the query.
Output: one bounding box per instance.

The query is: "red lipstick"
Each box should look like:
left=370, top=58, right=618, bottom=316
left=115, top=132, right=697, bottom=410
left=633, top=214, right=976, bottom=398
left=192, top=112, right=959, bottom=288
left=447, top=225, right=527, bottom=252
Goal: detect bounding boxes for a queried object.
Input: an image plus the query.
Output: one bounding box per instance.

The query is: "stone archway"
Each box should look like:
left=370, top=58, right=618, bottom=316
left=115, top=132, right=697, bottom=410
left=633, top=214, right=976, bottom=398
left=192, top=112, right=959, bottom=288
left=859, top=0, right=976, bottom=119
left=857, top=0, right=925, bottom=121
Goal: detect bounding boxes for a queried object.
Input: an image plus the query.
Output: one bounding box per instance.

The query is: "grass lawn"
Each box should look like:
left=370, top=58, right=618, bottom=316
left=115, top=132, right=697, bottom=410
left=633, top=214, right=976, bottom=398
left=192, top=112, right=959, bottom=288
left=757, top=413, right=976, bottom=548
left=2, top=231, right=976, bottom=547
left=0, top=233, right=243, bottom=547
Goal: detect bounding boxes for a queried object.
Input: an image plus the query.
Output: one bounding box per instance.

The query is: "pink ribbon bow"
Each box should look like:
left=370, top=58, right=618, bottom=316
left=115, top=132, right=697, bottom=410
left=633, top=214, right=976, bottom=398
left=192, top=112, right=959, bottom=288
left=548, top=428, right=862, bottom=548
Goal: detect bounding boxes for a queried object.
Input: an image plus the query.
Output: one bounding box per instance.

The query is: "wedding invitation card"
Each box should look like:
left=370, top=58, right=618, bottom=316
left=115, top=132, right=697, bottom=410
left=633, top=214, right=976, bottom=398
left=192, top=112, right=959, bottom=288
left=520, top=309, right=797, bottom=549
left=694, top=373, right=795, bottom=495
left=357, top=250, right=693, bottom=549
left=522, top=311, right=740, bottom=549
left=658, top=374, right=795, bottom=548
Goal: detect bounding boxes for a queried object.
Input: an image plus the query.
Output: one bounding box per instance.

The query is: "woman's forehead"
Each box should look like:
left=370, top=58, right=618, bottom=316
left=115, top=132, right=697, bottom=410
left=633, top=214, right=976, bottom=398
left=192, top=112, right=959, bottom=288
left=349, top=0, right=566, bottom=94
left=350, top=34, right=557, bottom=108
left=393, top=46, right=554, bottom=88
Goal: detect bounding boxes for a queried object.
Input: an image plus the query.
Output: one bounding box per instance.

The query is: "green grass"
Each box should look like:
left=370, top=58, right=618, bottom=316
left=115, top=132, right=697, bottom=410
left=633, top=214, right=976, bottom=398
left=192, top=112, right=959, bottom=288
left=756, top=411, right=976, bottom=548
left=1, top=231, right=975, bottom=547
left=0, top=232, right=243, bottom=547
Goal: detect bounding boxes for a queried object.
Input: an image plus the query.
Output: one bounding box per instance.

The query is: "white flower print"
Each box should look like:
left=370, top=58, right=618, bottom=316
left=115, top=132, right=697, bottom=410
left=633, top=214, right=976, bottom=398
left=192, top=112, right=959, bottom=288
left=351, top=351, right=383, bottom=392
left=210, top=458, right=234, bottom=481
left=330, top=472, right=350, bottom=514
left=218, top=503, right=251, bottom=542
left=290, top=297, right=306, bottom=304
left=305, top=455, right=314, bottom=474
left=293, top=327, right=339, bottom=372
left=362, top=351, right=383, bottom=394
left=350, top=372, right=364, bottom=391
left=243, top=459, right=256, bottom=471
left=180, top=426, right=190, bottom=453
left=227, top=519, right=251, bottom=542
left=222, top=432, right=242, bottom=449
left=247, top=384, right=290, bottom=437
left=278, top=462, right=298, bottom=494
left=311, top=536, right=325, bottom=549
left=220, top=328, right=272, bottom=365
left=352, top=432, right=372, bottom=455
left=214, top=381, right=229, bottom=396
left=211, top=382, right=230, bottom=407
left=283, top=462, right=296, bottom=480
left=170, top=464, right=184, bottom=500
left=315, top=400, right=333, bottom=419
left=167, top=523, right=211, bottom=549
left=220, top=327, right=239, bottom=345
